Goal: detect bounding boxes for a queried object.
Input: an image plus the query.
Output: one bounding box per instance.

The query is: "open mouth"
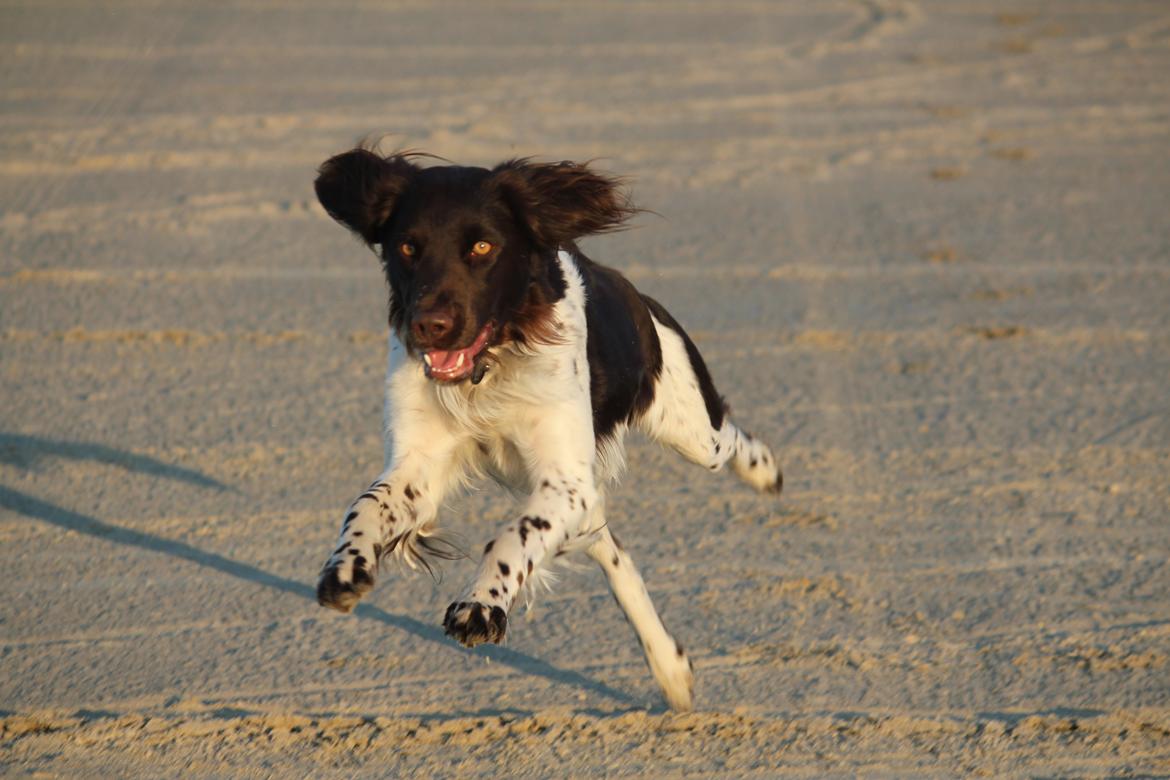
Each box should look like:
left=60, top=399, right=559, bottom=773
left=422, top=323, right=493, bottom=383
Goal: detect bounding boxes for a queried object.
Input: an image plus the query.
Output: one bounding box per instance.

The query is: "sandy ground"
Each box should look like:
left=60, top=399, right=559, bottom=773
left=2, top=1, right=1169, bottom=776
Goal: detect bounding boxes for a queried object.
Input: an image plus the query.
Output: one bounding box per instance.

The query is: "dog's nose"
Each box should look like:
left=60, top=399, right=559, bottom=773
left=411, top=310, right=454, bottom=344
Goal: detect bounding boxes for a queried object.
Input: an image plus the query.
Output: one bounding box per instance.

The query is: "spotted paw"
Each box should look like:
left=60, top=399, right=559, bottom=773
left=732, top=435, right=783, bottom=496
left=316, top=550, right=375, bottom=613
left=443, top=601, right=507, bottom=647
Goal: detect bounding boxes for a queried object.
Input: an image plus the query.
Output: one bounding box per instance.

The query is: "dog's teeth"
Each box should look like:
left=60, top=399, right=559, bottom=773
left=456, top=353, right=465, bottom=369
left=423, top=354, right=433, bottom=367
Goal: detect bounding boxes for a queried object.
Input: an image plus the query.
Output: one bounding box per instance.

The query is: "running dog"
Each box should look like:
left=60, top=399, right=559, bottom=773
left=312, top=147, right=782, bottom=710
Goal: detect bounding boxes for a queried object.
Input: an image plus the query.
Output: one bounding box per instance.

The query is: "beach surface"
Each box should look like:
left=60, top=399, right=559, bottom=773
left=2, top=1, right=1169, bottom=776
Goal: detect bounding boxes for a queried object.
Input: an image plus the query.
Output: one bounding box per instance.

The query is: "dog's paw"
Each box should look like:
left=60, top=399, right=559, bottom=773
left=732, top=435, right=782, bottom=497
left=648, top=640, right=695, bottom=712
left=768, top=466, right=783, bottom=495
left=316, top=551, right=375, bottom=613
left=443, top=601, right=507, bottom=647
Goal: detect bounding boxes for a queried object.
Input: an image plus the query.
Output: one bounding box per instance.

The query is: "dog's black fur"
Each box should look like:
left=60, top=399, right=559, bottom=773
left=314, top=147, right=722, bottom=443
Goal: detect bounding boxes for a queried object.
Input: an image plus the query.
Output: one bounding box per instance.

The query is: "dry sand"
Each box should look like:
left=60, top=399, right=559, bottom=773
left=2, top=1, right=1169, bottom=776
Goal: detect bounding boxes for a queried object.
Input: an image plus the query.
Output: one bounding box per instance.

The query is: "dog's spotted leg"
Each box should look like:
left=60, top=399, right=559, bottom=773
left=317, top=349, right=465, bottom=613
left=444, top=405, right=597, bottom=647
left=588, top=524, right=694, bottom=711
left=316, top=464, right=450, bottom=613
left=637, top=308, right=783, bottom=495
left=443, top=469, right=597, bottom=646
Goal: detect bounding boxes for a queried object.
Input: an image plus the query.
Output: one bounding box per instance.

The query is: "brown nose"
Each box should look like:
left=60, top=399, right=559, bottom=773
left=411, top=310, right=454, bottom=345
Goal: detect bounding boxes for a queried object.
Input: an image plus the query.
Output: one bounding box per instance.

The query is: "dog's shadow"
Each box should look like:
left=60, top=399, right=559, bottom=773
left=0, top=433, right=634, bottom=706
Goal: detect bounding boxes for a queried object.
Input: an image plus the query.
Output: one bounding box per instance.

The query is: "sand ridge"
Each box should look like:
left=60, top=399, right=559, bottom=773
left=4, top=706, right=1169, bottom=776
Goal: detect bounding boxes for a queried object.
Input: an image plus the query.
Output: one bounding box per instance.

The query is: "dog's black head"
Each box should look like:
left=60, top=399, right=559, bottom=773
left=315, top=148, right=635, bottom=383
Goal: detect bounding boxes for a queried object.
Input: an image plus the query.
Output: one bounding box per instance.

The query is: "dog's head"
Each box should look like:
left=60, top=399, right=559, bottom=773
left=314, top=148, right=635, bottom=383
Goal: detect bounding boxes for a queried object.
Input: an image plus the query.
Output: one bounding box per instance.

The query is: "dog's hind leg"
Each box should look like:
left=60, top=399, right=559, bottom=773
left=636, top=298, right=782, bottom=495
left=586, top=515, right=694, bottom=712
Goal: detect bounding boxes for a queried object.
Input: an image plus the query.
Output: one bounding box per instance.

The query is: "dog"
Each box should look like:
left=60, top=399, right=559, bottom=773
left=311, top=146, right=782, bottom=710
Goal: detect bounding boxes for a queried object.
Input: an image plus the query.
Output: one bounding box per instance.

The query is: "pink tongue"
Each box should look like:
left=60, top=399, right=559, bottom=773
left=425, top=324, right=491, bottom=376
left=427, top=345, right=473, bottom=371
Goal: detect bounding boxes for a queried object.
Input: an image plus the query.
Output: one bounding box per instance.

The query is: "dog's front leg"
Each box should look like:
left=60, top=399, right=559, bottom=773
left=443, top=405, right=597, bottom=646
left=315, top=462, right=441, bottom=612
left=317, top=384, right=463, bottom=613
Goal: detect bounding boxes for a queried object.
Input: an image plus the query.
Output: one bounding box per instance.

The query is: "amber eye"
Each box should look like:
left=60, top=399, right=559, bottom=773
left=470, top=240, right=493, bottom=257
left=399, top=242, right=416, bottom=258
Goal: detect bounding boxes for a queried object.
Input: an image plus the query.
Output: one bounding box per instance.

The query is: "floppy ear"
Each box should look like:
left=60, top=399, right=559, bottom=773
left=314, top=148, right=418, bottom=245
left=491, top=159, right=637, bottom=248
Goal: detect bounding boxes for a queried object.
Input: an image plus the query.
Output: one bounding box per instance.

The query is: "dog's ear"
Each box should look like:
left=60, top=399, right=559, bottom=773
left=314, top=149, right=418, bottom=245
left=491, top=159, right=637, bottom=247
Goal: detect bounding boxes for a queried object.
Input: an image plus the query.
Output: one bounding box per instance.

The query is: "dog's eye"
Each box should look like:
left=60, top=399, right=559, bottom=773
left=470, top=240, right=494, bottom=257
left=399, top=242, right=417, bottom=258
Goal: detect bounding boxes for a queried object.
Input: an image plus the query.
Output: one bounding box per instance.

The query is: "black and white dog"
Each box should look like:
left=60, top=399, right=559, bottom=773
left=312, top=147, right=782, bottom=710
